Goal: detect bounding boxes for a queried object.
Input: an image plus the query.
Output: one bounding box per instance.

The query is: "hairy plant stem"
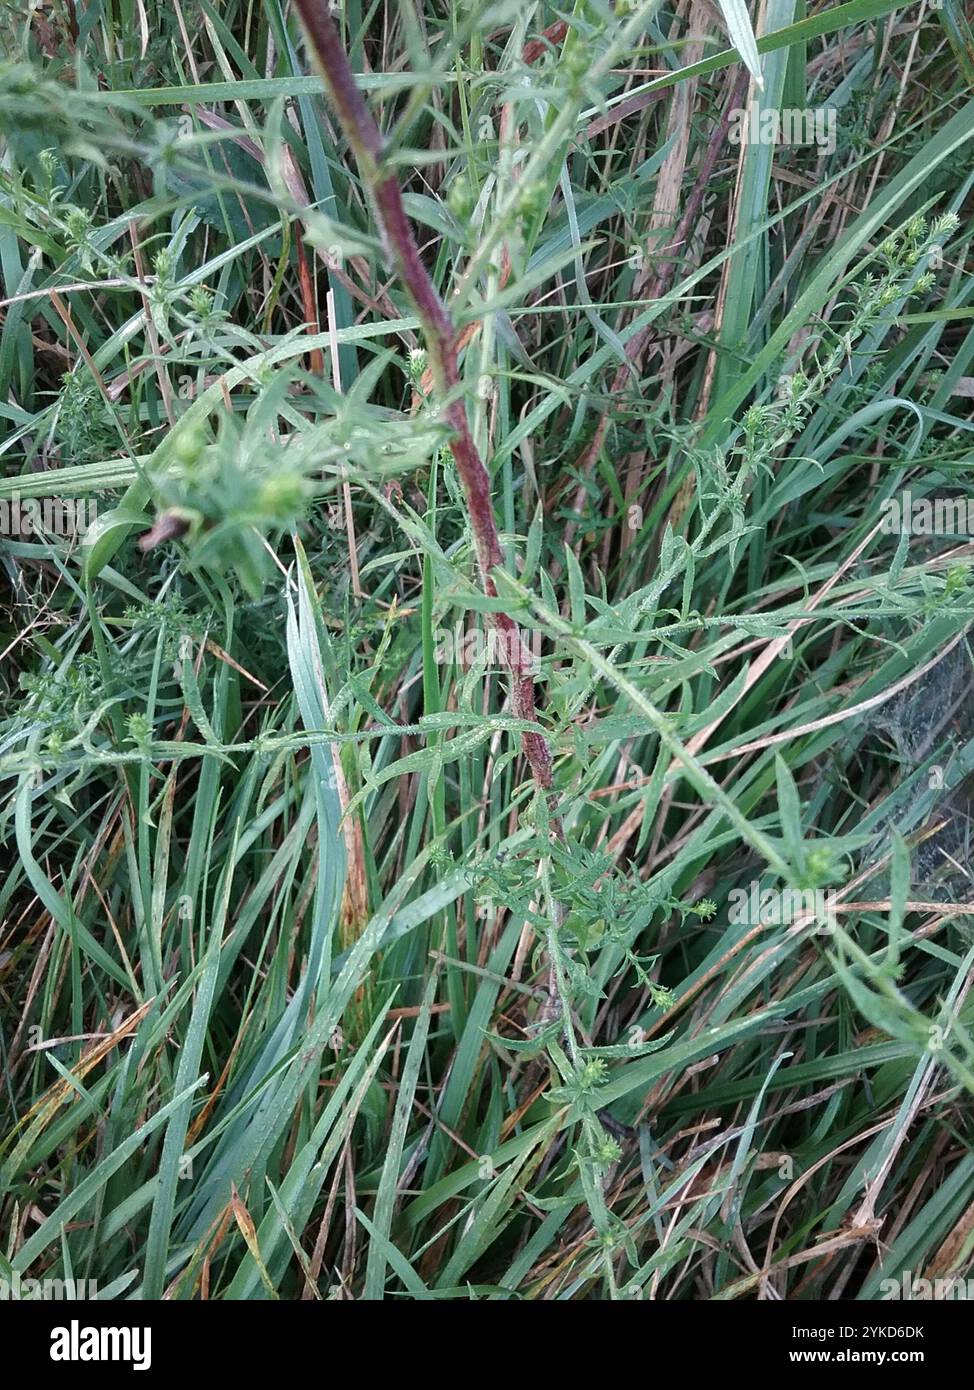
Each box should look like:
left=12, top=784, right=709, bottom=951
left=293, top=0, right=565, bottom=1011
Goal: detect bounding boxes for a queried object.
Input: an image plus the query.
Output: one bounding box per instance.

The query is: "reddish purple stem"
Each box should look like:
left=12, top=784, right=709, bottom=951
left=294, top=0, right=555, bottom=797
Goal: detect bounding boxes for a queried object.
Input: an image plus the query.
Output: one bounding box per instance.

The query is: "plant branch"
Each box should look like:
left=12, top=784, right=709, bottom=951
left=292, top=1, right=560, bottom=815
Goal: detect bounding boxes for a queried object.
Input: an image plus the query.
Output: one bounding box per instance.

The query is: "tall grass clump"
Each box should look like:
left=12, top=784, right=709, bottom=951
left=1, top=0, right=974, bottom=1302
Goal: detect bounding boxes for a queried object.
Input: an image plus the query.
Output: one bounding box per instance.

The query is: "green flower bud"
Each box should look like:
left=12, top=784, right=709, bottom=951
left=256, top=472, right=309, bottom=521
left=172, top=424, right=207, bottom=467
left=447, top=175, right=476, bottom=222
left=805, top=847, right=833, bottom=882
left=517, top=179, right=547, bottom=225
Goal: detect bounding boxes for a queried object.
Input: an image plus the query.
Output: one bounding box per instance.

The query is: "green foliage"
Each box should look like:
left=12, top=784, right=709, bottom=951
left=2, top=0, right=974, bottom=1305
